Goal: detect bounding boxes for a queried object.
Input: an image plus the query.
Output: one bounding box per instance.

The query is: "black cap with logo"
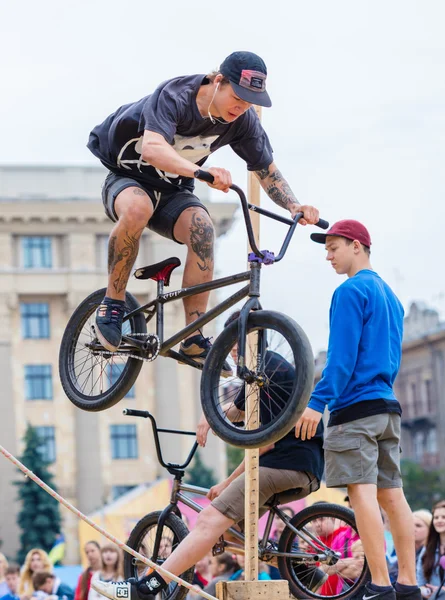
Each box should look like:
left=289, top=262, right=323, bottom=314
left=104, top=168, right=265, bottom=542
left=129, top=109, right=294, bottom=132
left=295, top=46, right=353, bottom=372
left=219, top=51, right=272, bottom=108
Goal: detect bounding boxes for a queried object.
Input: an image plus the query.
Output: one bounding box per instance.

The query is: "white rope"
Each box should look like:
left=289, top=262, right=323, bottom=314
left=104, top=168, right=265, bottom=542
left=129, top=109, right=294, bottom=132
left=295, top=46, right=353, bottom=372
left=0, top=444, right=217, bottom=600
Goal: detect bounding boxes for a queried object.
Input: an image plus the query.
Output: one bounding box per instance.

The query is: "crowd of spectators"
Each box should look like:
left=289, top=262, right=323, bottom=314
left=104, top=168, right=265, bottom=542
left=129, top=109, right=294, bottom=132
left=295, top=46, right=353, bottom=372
left=0, top=498, right=443, bottom=600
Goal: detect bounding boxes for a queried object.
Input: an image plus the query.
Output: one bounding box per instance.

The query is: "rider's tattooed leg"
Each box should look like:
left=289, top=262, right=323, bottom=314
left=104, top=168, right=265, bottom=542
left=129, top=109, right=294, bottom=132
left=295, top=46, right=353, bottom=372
left=189, top=212, right=214, bottom=272
left=107, top=227, right=144, bottom=297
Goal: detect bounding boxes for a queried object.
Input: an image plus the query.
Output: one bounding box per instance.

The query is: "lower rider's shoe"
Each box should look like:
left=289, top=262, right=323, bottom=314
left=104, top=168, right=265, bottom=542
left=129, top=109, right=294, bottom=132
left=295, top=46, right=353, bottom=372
left=294, top=563, right=329, bottom=593
left=95, top=297, right=126, bottom=352
left=362, top=584, right=396, bottom=600
left=91, top=573, right=167, bottom=600
left=395, top=586, right=422, bottom=600
left=179, top=333, right=232, bottom=378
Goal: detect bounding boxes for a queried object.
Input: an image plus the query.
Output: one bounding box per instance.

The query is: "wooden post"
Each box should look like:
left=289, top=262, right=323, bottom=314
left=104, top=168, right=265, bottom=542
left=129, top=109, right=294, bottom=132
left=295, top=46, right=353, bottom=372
left=216, top=105, right=290, bottom=600
left=244, top=105, right=262, bottom=582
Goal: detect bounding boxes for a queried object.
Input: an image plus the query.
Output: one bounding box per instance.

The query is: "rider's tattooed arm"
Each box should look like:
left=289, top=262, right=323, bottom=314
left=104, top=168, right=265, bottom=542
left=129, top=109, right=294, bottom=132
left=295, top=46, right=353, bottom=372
left=254, top=162, right=301, bottom=214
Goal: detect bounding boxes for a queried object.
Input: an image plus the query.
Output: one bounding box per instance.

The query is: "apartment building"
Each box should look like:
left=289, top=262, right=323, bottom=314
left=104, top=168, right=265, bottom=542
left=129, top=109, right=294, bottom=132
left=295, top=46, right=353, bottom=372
left=0, top=165, right=237, bottom=562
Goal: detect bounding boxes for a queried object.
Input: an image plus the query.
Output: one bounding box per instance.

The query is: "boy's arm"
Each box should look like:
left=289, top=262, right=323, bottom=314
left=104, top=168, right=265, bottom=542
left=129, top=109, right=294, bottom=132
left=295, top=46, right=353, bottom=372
left=295, top=284, right=364, bottom=439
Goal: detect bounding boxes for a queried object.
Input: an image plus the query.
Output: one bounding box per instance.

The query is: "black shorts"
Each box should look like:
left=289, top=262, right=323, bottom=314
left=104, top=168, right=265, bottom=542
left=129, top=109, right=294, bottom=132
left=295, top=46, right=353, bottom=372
left=101, top=172, right=210, bottom=244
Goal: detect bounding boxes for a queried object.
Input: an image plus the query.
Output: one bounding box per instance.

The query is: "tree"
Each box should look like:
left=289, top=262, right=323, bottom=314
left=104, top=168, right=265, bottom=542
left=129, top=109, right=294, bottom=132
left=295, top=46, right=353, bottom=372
left=185, top=450, right=217, bottom=489
left=401, top=459, right=444, bottom=510
left=226, top=445, right=244, bottom=476
left=15, top=424, right=62, bottom=564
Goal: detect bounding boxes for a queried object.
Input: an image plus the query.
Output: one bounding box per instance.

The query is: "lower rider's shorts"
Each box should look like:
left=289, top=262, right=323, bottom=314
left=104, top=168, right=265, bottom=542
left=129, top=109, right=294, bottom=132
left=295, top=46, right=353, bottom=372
left=211, top=467, right=316, bottom=526
left=323, top=413, right=402, bottom=488
left=102, top=171, right=210, bottom=244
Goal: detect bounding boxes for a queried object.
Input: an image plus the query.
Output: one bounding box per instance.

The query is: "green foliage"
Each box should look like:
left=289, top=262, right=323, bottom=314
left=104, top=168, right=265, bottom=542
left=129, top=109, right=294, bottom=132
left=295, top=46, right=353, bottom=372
left=401, top=459, right=445, bottom=510
left=185, top=449, right=217, bottom=489
left=226, top=445, right=244, bottom=476
left=15, top=424, right=62, bottom=564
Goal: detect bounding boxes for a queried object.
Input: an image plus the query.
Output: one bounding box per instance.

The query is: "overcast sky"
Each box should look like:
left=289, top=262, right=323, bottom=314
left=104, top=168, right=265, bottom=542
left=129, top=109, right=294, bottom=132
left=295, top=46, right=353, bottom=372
left=1, top=0, right=444, bottom=353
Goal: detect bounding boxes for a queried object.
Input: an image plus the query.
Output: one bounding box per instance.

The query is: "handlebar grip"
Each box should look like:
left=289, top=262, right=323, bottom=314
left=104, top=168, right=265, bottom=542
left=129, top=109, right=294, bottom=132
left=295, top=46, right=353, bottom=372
left=194, top=169, right=215, bottom=184
left=123, top=409, right=150, bottom=418
left=315, top=218, right=329, bottom=230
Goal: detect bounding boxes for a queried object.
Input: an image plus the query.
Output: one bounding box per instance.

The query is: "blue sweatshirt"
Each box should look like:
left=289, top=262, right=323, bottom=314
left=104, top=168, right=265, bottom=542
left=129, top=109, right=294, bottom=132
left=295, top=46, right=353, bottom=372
left=308, top=269, right=404, bottom=414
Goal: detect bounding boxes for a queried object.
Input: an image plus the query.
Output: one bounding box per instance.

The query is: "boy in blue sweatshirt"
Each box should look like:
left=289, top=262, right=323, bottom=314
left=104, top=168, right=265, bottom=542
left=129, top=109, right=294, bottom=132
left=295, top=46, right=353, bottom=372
left=295, top=219, right=421, bottom=600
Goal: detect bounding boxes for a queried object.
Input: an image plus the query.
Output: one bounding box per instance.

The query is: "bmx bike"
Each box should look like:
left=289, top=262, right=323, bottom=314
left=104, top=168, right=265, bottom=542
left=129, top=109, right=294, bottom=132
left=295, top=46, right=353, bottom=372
left=59, top=170, right=328, bottom=448
left=122, top=408, right=369, bottom=600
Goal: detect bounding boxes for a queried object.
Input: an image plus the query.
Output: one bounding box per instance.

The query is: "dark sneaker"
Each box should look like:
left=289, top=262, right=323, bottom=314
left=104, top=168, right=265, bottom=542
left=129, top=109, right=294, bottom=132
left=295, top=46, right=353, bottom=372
left=395, top=586, right=422, bottom=600
left=91, top=573, right=167, bottom=600
left=362, top=584, right=396, bottom=600
left=95, top=297, right=126, bottom=352
left=179, top=334, right=233, bottom=378
left=294, top=563, right=329, bottom=593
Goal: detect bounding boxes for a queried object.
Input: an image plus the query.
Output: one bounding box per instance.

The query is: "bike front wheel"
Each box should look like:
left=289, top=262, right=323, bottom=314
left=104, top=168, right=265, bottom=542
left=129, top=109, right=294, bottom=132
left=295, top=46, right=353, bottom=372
left=277, top=503, right=369, bottom=600
left=201, top=310, right=314, bottom=448
left=59, top=288, right=147, bottom=412
left=124, top=511, right=194, bottom=600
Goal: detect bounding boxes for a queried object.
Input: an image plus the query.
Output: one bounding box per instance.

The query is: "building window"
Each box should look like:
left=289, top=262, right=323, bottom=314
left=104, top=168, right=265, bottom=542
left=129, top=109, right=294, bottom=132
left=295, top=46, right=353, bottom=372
left=21, top=303, right=50, bottom=339
left=426, top=428, right=437, bottom=454
left=108, top=364, right=135, bottom=398
left=425, top=380, right=433, bottom=413
left=35, top=426, right=56, bottom=463
left=410, top=383, right=417, bottom=416
left=413, top=431, right=424, bottom=462
left=110, top=425, right=138, bottom=459
left=25, top=365, right=53, bottom=400
left=111, top=485, right=136, bottom=500
left=22, top=236, right=52, bottom=268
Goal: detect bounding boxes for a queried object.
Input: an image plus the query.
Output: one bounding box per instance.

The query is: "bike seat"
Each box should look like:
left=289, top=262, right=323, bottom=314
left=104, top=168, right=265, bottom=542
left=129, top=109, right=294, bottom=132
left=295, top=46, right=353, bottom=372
left=134, top=257, right=181, bottom=287
left=265, top=487, right=304, bottom=507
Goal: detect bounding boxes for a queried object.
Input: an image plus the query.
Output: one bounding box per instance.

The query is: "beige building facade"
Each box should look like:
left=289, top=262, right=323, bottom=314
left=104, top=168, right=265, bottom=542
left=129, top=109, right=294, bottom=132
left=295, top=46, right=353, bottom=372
left=0, top=165, right=237, bottom=563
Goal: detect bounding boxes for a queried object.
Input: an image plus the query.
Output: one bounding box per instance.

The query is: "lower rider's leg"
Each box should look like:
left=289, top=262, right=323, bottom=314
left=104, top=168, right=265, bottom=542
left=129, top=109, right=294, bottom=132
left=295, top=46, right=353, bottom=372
left=151, top=506, right=234, bottom=583
left=106, top=188, right=153, bottom=301
left=173, top=208, right=215, bottom=337
left=377, top=487, right=417, bottom=586
left=347, top=483, right=391, bottom=587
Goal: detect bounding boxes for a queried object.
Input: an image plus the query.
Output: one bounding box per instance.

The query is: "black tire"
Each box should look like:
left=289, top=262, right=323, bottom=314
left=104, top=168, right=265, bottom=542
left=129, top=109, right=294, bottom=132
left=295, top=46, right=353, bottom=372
left=201, top=310, right=314, bottom=448
left=59, top=288, right=147, bottom=412
left=277, top=503, right=370, bottom=600
left=124, top=511, right=194, bottom=600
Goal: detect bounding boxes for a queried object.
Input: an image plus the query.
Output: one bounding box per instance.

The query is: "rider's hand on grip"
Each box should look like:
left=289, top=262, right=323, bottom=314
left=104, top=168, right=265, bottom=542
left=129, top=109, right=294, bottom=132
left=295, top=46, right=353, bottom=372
left=195, top=167, right=231, bottom=192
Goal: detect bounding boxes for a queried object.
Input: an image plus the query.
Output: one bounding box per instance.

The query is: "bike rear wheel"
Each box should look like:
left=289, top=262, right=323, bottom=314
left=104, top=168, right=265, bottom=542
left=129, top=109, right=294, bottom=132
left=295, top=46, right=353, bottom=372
left=124, top=511, right=194, bottom=600
left=59, top=288, right=147, bottom=412
left=201, top=310, right=314, bottom=448
left=277, top=503, right=369, bottom=600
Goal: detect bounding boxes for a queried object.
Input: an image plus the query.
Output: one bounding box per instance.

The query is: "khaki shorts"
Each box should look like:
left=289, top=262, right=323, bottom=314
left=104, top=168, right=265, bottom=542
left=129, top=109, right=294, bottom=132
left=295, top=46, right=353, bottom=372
left=323, top=413, right=402, bottom=488
left=211, top=467, right=315, bottom=525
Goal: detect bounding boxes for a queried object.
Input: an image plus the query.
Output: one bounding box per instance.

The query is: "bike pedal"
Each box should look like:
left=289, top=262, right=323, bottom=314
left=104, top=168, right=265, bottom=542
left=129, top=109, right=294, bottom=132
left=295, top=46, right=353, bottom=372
left=211, top=536, right=226, bottom=556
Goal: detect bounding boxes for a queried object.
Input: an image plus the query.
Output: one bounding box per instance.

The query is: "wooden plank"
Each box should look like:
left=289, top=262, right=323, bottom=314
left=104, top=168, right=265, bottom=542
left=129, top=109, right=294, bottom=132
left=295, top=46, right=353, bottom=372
left=216, top=580, right=289, bottom=600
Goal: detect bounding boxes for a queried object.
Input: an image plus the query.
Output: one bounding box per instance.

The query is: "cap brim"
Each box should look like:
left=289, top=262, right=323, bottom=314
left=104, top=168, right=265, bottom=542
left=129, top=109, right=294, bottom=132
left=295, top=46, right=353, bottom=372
left=310, top=233, right=328, bottom=244
left=230, top=81, right=272, bottom=107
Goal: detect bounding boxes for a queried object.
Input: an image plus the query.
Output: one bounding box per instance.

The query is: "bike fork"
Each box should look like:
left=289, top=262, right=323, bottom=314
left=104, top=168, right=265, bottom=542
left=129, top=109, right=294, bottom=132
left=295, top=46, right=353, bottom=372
left=236, top=262, right=263, bottom=379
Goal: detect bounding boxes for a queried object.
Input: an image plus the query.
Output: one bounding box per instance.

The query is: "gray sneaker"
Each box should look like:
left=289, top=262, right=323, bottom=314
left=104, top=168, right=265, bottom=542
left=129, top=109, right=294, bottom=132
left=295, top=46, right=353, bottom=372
left=95, top=297, right=126, bottom=352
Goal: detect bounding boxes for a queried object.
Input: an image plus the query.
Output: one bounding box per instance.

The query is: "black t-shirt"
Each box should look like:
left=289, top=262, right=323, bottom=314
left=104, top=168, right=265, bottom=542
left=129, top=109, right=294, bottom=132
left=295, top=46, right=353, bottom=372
left=87, top=74, right=274, bottom=191
left=328, top=399, right=402, bottom=427
left=233, top=350, right=324, bottom=481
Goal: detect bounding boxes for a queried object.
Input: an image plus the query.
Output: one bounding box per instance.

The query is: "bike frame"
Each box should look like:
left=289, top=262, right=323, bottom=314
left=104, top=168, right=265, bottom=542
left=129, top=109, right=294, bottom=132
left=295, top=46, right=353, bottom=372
left=123, top=409, right=334, bottom=565
left=118, top=181, right=310, bottom=374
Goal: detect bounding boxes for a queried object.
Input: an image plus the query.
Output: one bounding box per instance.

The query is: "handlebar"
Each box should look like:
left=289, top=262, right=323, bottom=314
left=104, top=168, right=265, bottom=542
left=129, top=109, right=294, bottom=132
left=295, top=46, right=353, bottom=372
left=194, top=169, right=329, bottom=261
left=123, top=408, right=198, bottom=471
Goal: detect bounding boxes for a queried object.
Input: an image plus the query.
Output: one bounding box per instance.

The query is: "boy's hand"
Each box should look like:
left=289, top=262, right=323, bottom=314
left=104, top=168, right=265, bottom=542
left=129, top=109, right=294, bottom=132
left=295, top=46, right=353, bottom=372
left=196, top=413, right=212, bottom=447
left=207, top=479, right=230, bottom=501
left=295, top=407, right=322, bottom=440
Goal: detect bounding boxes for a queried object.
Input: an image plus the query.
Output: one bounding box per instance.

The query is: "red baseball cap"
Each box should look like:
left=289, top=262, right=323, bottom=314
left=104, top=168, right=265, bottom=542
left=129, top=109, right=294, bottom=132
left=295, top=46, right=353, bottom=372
left=311, top=219, right=372, bottom=247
